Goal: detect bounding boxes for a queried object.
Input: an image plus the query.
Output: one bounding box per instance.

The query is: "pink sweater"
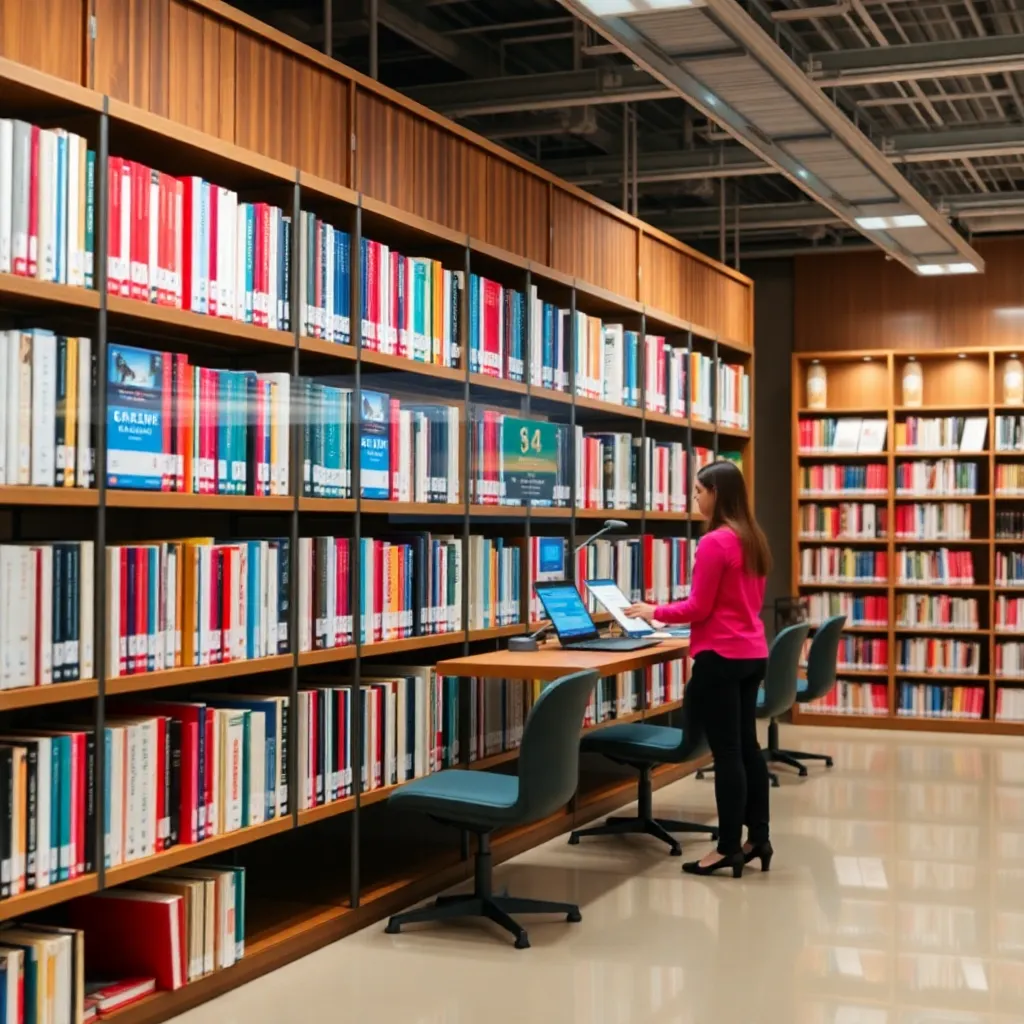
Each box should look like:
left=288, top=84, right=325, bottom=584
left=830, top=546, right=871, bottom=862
left=655, top=527, right=767, bottom=659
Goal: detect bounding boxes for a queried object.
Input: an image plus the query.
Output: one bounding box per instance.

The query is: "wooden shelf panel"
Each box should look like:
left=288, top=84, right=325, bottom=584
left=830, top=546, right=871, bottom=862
left=530, top=506, right=573, bottom=519
left=798, top=450, right=890, bottom=460
left=469, top=372, right=527, bottom=396
left=0, top=274, right=100, bottom=309
left=468, top=624, right=527, bottom=642
left=643, top=409, right=688, bottom=429
left=360, top=632, right=466, bottom=658
left=105, top=817, right=293, bottom=888
left=894, top=671, right=988, bottom=682
left=0, top=486, right=97, bottom=508
left=296, top=796, right=357, bottom=827
left=298, top=497, right=357, bottom=513
left=574, top=395, right=643, bottom=420
left=105, top=655, right=293, bottom=695
left=298, top=338, right=357, bottom=361
left=798, top=536, right=887, bottom=545
left=529, top=386, right=574, bottom=406
left=894, top=628, right=990, bottom=636
left=833, top=667, right=891, bottom=677
left=362, top=500, right=464, bottom=516
left=576, top=507, right=642, bottom=520
left=0, top=875, right=98, bottom=925
left=0, top=679, right=98, bottom=711
left=645, top=510, right=692, bottom=522
left=896, top=449, right=990, bottom=457
left=359, top=349, right=464, bottom=384
left=468, top=504, right=527, bottom=518
left=297, top=647, right=357, bottom=667
left=799, top=580, right=889, bottom=590
left=893, top=583, right=990, bottom=591
left=106, top=492, right=293, bottom=512
left=716, top=424, right=750, bottom=439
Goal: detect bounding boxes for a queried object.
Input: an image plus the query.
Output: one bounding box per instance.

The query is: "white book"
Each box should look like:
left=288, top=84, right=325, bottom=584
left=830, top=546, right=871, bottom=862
left=0, top=547, right=12, bottom=689
left=0, top=331, right=7, bottom=483
left=125, top=721, right=139, bottom=861
left=960, top=416, right=987, bottom=452
left=223, top=711, right=245, bottom=832
left=173, top=179, right=183, bottom=307
left=249, top=709, right=266, bottom=824
left=138, top=717, right=153, bottom=858
left=832, top=417, right=863, bottom=453
left=857, top=419, right=888, bottom=454
left=0, top=119, right=12, bottom=274
left=65, top=133, right=81, bottom=287
left=106, top=546, right=121, bottom=678
left=36, top=129, right=55, bottom=282
left=147, top=169, right=159, bottom=302
left=29, top=330, right=56, bottom=486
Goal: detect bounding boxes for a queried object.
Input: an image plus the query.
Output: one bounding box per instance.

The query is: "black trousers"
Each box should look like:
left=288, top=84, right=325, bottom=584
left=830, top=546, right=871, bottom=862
left=686, top=651, right=770, bottom=855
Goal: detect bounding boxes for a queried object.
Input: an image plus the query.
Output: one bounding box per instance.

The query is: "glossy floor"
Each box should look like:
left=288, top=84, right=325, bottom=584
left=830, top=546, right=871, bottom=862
left=172, top=726, right=1024, bottom=1024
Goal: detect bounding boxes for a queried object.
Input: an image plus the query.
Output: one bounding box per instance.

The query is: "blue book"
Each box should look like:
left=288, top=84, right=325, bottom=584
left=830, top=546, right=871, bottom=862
left=359, top=389, right=390, bottom=499
left=469, top=273, right=480, bottom=373
left=106, top=344, right=165, bottom=490
left=339, top=230, right=351, bottom=340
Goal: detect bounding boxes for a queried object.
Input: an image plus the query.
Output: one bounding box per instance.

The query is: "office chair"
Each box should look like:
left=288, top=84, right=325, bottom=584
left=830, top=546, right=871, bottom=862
left=384, top=669, right=598, bottom=949
left=695, top=621, right=810, bottom=788
left=567, top=698, right=718, bottom=856
left=777, top=614, right=846, bottom=769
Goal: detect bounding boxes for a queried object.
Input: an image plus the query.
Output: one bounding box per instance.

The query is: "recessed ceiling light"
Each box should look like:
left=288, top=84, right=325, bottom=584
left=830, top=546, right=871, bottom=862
left=917, top=264, right=945, bottom=276
left=856, top=214, right=926, bottom=230
left=948, top=263, right=979, bottom=274
left=796, top=168, right=809, bottom=179
left=958, top=353, right=968, bottom=359
left=580, top=0, right=636, bottom=14
left=812, top=359, right=820, bottom=364
left=908, top=356, right=916, bottom=362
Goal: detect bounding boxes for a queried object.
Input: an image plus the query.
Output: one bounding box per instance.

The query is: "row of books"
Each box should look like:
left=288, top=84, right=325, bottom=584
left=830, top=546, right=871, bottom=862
left=0, top=119, right=95, bottom=287
left=298, top=214, right=350, bottom=345
left=107, top=344, right=292, bottom=495
left=996, top=510, right=1024, bottom=538
left=799, top=548, right=887, bottom=583
left=716, top=362, right=750, bottom=430
left=896, top=416, right=987, bottom=452
left=644, top=335, right=683, bottom=415
left=896, top=594, right=980, bottom=631
left=803, top=681, right=889, bottom=716
left=797, top=418, right=886, bottom=454
left=996, top=597, right=1024, bottom=631
left=0, top=330, right=95, bottom=489
left=643, top=440, right=686, bottom=513
left=896, top=460, right=979, bottom=496
left=296, top=686, right=352, bottom=808
left=690, top=352, right=714, bottom=424
left=996, top=551, right=1024, bottom=586
left=359, top=670, right=460, bottom=790
left=995, top=414, right=1024, bottom=452
left=799, top=464, right=888, bottom=495
left=469, top=274, right=523, bottom=381
left=573, top=315, right=632, bottom=403
left=897, top=684, right=986, bottom=720
left=0, top=541, right=94, bottom=688
left=576, top=430, right=637, bottom=511
left=528, top=289, right=570, bottom=393
left=106, top=539, right=290, bottom=679
left=300, top=380, right=353, bottom=499
left=995, top=688, right=1024, bottom=722
left=995, top=643, right=1024, bottom=679
left=837, top=636, right=888, bottom=671
left=798, top=503, right=886, bottom=540
left=107, top=158, right=290, bottom=329
left=894, top=503, right=973, bottom=541
left=995, top=464, right=1024, bottom=494
left=896, top=548, right=976, bottom=585
left=897, top=638, right=981, bottom=675
left=805, top=591, right=887, bottom=627
left=468, top=536, right=521, bottom=629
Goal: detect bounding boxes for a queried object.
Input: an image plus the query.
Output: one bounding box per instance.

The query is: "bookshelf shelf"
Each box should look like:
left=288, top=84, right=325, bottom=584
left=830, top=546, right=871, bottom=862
left=0, top=875, right=99, bottom=925
left=0, top=486, right=98, bottom=507
left=0, top=679, right=99, bottom=711
left=798, top=536, right=887, bottom=544
left=104, top=818, right=294, bottom=888
left=0, top=40, right=754, bottom=1023
left=798, top=450, right=890, bottom=460
left=104, top=655, right=294, bottom=695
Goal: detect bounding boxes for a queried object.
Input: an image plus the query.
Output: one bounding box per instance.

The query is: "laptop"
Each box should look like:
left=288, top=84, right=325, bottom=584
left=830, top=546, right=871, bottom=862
left=584, top=578, right=691, bottom=640
left=533, top=581, right=661, bottom=652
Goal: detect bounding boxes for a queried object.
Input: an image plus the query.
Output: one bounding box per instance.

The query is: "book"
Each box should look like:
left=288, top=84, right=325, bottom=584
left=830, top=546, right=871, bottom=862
left=528, top=287, right=569, bottom=392
left=469, top=274, right=524, bottom=381
left=831, top=418, right=863, bottom=453
left=960, top=416, right=988, bottom=452
left=358, top=390, right=390, bottom=500
left=857, top=419, right=887, bottom=453
left=84, top=978, right=156, bottom=1017
left=467, top=536, right=521, bottom=629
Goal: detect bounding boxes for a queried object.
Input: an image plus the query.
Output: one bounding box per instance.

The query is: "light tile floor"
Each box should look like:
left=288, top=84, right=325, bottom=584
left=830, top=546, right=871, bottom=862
left=171, top=726, right=1024, bottom=1024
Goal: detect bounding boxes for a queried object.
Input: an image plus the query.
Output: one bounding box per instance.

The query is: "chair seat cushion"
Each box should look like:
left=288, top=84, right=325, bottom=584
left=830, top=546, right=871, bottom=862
left=387, top=769, right=521, bottom=828
left=580, top=722, right=685, bottom=763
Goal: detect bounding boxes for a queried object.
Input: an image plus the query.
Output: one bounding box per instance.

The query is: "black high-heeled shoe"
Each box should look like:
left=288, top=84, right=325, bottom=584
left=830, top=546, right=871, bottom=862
left=682, top=851, right=744, bottom=878
left=743, top=841, right=773, bottom=871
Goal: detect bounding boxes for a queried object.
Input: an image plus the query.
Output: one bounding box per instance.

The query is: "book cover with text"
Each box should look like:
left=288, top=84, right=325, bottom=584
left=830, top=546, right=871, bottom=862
left=106, top=344, right=164, bottom=489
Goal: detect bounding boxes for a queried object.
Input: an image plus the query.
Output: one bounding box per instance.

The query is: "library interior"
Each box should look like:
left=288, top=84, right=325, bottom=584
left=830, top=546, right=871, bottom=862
left=1, top=0, right=1023, bottom=1020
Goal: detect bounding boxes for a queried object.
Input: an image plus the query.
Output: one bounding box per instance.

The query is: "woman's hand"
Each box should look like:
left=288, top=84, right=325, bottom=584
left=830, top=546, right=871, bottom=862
left=624, top=602, right=657, bottom=622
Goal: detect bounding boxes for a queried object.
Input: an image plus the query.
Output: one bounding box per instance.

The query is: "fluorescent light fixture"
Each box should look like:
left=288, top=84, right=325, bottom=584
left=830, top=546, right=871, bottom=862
left=580, top=0, right=636, bottom=14
left=796, top=168, right=809, bottom=180
left=856, top=214, right=926, bottom=230
left=917, top=262, right=980, bottom=276
left=645, top=0, right=705, bottom=8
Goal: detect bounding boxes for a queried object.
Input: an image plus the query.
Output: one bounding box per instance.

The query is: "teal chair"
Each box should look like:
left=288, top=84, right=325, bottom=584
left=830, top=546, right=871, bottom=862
left=779, top=614, right=846, bottom=769
left=384, top=669, right=598, bottom=949
left=567, top=698, right=718, bottom=856
left=696, top=621, right=810, bottom=788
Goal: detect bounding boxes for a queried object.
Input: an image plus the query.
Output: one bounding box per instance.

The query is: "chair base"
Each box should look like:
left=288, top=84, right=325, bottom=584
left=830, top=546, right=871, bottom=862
left=779, top=747, right=834, bottom=768
left=384, top=833, right=580, bottom=949
left=567, top=765, right=718, bottom=856
left=696, top=764, right=781, bottom=788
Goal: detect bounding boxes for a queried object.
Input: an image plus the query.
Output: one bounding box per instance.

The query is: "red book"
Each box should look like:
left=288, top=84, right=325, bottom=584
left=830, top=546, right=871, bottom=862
left=27, top=124, right=39, bottom=277
left=202, top=367, right=215, bottom=495
left=389, top=398, right=401, bottom=500
left=69, top=891, right=185, bottom=992
left=482, top=279, right=501, bottom=377
left=204, top=710, right=214, bottom=838
left=210, top=548, right=222, bottom=665
left=118, top=159, right=132, bottom=298
left=208, top=185, right=219, bottom=317
left=107, top=156, right=122, bottom=295
left=390, top=251, right=400, bottom=355
left=374, top=540, right=384, bottom=644
left=85, top=978, right=157, bottom=1017
left=366, top=241, right=379, bottom=347
left=179, top=177, right=201, bottom=314
left=131, top=161, right=149, bottom=302
left=118, top=548, right=129, bottom=677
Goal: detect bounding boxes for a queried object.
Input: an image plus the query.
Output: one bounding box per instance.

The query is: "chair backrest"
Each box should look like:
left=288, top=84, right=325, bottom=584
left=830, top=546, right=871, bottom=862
left=668, top=695, right=710, bottom=761
left=759, top=621, right=810, bottom=719
left=801, top=615, right=847, bottom=701
left=516, top=670, right=599, bottom=821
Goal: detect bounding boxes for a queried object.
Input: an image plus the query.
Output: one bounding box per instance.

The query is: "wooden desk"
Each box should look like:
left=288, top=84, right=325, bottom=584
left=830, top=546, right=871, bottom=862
left=436, top=638, right=690, bottom=681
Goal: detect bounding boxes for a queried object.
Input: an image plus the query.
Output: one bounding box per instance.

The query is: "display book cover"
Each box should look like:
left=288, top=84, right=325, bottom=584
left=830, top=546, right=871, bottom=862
left=359, top=389, right=390, bottom=499
left=106, top=343, right=167, bottom=490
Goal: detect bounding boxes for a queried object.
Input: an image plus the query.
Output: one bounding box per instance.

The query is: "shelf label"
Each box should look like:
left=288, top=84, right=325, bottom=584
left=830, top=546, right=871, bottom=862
left=502, top=417, right=557, bottom=504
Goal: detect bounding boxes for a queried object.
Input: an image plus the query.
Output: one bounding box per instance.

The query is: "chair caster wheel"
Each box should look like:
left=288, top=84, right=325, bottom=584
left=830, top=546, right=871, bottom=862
left=670, top=845, right=682, bottom=857
left=515, top=932, right=531, bottom=949
left=825, top=757, right=834, bottom=768
left=798, top=767, right=808, bottom=777
left=696, top=771, right=705, bottom=780
left=710, top=831, right=720, bottom=843
left=385, top=920, right=400, bottom=935
left=568, top=833, right=580, bottom=845
left=566, top=909, right=582, bottom=923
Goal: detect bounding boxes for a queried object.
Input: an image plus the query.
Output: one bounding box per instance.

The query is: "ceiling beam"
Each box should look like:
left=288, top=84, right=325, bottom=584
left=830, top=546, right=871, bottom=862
left=809, top=34, right=1024, bottom=87
left=403, top=67, right=673, bottom=116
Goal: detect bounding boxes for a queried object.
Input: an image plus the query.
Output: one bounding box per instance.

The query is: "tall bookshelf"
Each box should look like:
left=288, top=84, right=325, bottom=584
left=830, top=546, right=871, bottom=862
left=0, top=58, right=752, bottom=1023
left=792, top=348, right=1024, bottom=736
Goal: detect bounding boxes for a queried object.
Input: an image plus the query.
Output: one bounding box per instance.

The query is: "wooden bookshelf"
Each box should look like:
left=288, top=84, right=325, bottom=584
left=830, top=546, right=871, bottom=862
left=0, top=35, right=751, bottom=1024
left=793, top=348, right=1024, bottom=734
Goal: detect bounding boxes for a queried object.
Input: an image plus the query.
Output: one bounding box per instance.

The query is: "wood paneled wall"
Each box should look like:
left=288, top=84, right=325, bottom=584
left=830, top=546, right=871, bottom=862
left=2, top=0, right=752, bottom=343
left=795, top=238, right=1024, bottom=352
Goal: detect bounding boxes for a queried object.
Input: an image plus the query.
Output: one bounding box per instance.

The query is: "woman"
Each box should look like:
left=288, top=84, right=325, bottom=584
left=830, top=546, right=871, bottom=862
left=626, top=460, right=772, bottom=878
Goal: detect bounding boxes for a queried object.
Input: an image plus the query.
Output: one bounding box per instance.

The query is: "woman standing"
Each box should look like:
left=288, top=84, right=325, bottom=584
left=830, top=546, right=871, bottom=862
left=626, top=460, right=772, bottom=878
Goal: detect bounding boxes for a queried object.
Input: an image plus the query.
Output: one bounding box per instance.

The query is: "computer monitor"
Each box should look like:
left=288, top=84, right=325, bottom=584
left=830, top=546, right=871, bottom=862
left=533, top=581, right=601, bottom=644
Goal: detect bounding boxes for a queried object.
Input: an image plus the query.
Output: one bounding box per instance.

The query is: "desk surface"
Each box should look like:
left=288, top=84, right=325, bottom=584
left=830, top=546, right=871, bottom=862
left=436, top=638, right=690, bottom=681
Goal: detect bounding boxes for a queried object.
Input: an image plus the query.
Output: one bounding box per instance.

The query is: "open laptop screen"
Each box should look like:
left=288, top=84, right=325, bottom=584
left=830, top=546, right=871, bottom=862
left=534, top=582, right=598, bottom=642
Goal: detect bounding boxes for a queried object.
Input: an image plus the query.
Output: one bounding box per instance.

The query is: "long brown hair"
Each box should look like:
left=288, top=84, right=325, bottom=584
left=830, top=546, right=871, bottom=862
left=696, top=460, right=772, bottom=577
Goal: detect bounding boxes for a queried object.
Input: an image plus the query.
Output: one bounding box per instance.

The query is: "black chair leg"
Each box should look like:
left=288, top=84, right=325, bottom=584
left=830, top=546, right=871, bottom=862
left=385, top=833, right=581, bottom=949
left=699, top=761, right=780, bottom=787
left=779, top=748, right=834, bottom=768
left=568, top=766, right=718, bottom=856
left=767, top=750, right=808, bottom=776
